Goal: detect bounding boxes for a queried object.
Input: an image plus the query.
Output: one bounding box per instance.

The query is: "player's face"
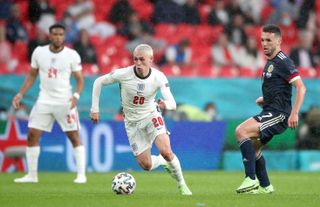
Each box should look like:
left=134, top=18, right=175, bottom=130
left=261, top=32, right=281, bottom=58
left=133, top=50, right=153, bottom=74
left=49, top=28, right=65, bottom=48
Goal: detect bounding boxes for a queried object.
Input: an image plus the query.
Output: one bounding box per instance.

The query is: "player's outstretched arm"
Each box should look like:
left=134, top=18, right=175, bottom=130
left=288, top=78, right=306, bottom=129
left=91, top=74, right=115, bottom=122
left=12, top=68, right=39, bottom=109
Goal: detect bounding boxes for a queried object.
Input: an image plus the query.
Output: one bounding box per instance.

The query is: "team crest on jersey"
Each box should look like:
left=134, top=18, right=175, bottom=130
left=137, top=83, right=145, bottom=91
left=267, top=64, right=274, bottom=73
left=266, top=64, right=273, bottom=78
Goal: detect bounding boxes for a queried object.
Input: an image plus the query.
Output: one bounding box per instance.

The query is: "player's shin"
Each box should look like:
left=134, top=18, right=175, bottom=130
left=255, top=153, right=270, bottom=187
left=167, top=155, right=186, bottom=186
left=239, top=138, right=256, bottom=179
left=26, top=146, right=40, bottom=177
left=73, top=145, right=86, bottom=177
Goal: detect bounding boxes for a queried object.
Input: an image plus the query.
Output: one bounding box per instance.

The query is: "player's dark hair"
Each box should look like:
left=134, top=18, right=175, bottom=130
left=49, top=24, right=65, bottom=33
left=262, top=24, right=281, bottom=37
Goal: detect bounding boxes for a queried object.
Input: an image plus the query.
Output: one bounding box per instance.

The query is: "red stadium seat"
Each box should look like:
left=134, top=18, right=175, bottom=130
left=104, top=35, right=127, bottom=48
left=154, top=24, right=178, bottom=44
left=12, top=41, right=28, bottom=63
left=260, top=4, right=274, bottom=24
left=51, top=0, right=72, bottom=21
left=100, top=65, right=112, bottom=75
left=197, top=65, right=218, bottom=77
left=298, top=67, right=316, bottom=78
left=14, top=62, right=30, bottom=74
left=218, top=66, right=239, bottom=78
left=191, top=45, right=211, bottom=67
left=179, top=65, right=196, bottom=77
left=245, top=26, right=261, bottom=49
left=317, top=0, right=320, bottom=23
left=82, top=64, right=99, bottom=76
left=280, top=24, right=298, bottom=47
left=256, top=68, right=264, bottom=77
left=199, top=4, right=211, bottom=23
left=191, top=25, right=223, bottom=46
left=0, top=63, right=9, bottom=74
left=15, top=0, right=29, bottom=23
left=239, top=67, right=258, bottom=78
left=176, top=24, right=194, bottom=39
left=155, top=24, right=176, bottom=36
left=316, top=67, right=320, bottom=78
left=93, top=0, right=115, bottom=21
left=89, top=35, right=104, bottom=47
left=160, top=65, right=180, bottom=77
left=130, top=0, right=154, bottom=21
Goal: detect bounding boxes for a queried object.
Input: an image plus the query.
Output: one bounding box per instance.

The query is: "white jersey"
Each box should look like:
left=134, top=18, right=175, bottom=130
left=91, top=66, right=176, bottom=122
left=31, top=45, right=82, bottom=105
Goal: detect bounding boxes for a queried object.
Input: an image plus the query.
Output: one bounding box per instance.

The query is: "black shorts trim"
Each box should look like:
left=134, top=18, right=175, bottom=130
left=253, top=111, right=288, bottom=144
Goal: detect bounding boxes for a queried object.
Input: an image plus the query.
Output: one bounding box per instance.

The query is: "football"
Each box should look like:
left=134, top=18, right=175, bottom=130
left=111, top=172, right=136, bottom=195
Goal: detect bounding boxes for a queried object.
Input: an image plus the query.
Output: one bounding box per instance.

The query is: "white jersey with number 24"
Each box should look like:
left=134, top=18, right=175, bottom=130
left=31, top=45, right=82, bottom=105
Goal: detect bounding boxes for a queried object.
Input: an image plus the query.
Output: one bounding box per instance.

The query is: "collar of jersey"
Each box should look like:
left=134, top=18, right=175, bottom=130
left=133, top=66, right=152, bottom=79
left=49, top=45, right=65, bottom=53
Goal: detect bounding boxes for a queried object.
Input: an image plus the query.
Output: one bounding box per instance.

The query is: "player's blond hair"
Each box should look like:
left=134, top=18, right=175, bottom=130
left=134, top=44, right=154, bottom=57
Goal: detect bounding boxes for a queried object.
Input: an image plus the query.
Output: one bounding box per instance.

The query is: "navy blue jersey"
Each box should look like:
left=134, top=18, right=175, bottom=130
left=261, top=51, right=300, bottom=115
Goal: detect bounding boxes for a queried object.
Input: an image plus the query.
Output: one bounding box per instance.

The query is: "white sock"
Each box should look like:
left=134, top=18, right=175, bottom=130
left=151, top=155, right=166, bottom=170
left=73, top=145, right=86, bottom=176
left=168, top=155, right=186, bottom=186
left=26, top=146, right=40, bottom=177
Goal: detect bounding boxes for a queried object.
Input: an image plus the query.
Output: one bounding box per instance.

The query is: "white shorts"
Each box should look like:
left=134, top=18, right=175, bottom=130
left=28, top=102, right=80, bottom=132
left=124, top=111, right=167, bottom=156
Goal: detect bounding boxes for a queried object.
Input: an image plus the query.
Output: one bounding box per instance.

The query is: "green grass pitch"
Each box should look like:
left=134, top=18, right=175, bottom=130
left=1, top=171, right=319, bottom=207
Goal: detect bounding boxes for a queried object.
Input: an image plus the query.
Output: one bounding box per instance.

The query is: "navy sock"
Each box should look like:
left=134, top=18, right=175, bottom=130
left=255, top=153, right=270, bottom=187
left=239, top=139, right=256, bottom=180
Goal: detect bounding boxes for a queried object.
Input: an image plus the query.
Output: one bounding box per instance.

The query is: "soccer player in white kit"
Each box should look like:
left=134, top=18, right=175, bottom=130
left=90, top=44, right=192, bottom=195
left=12, top=24, right=86, bottom=184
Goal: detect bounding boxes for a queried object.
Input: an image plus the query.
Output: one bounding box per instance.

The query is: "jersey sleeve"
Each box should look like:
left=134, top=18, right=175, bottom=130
left=71, top=50, right=82, bottom=72
left=278, top=58, right=300, bottom=83
left=158, top=72, right=176, bottom=110
left=91, top=69, right=126, bottom=112
left=30, top=46, right=40, bottom=69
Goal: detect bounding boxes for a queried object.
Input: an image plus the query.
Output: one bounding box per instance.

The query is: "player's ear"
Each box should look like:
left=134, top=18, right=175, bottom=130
left=277, top=36, right=282, bottom=45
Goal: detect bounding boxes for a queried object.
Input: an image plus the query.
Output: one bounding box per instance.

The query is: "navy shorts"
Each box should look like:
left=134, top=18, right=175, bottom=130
left=253, top=111, right=288, bottom=144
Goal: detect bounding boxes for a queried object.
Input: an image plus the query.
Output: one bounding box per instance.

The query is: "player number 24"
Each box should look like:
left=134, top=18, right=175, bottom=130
left=48, top=68, right=58, bottom=78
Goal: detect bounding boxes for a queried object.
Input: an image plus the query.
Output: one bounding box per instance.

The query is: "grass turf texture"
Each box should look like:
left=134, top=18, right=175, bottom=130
left=1, top=171, right=319, bottom=207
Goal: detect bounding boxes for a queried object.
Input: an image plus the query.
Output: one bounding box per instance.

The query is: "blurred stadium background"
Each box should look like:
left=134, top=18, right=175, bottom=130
left=1, top=0, right=320, bottom=175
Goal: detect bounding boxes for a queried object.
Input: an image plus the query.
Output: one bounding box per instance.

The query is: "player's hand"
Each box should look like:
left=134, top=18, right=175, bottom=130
left=157, top=99, right=166, bottom=109
left=256, top=96, right=264, bottom=108
left=70, top=96, right=78, bottom=109
left=12, top=93, right=23, bottom=109
left=288, top=113, right=299, bottom=129
left=90, top=112, right=100, bottom=124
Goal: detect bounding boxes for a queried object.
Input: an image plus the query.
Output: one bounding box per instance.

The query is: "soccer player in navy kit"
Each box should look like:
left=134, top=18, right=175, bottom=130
left=235, top=24, right=306, bottom=194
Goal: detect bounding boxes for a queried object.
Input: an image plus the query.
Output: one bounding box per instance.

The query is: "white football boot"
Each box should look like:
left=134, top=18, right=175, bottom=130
left=14, top=174, right=38, bottom=183
left=74, top=174, right=87, bottom=184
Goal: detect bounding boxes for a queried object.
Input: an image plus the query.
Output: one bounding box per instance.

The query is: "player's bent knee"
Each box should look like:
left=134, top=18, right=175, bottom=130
left=235, top=126, right=247, bottom=141
left=139, top=162, right=152, bottom=171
